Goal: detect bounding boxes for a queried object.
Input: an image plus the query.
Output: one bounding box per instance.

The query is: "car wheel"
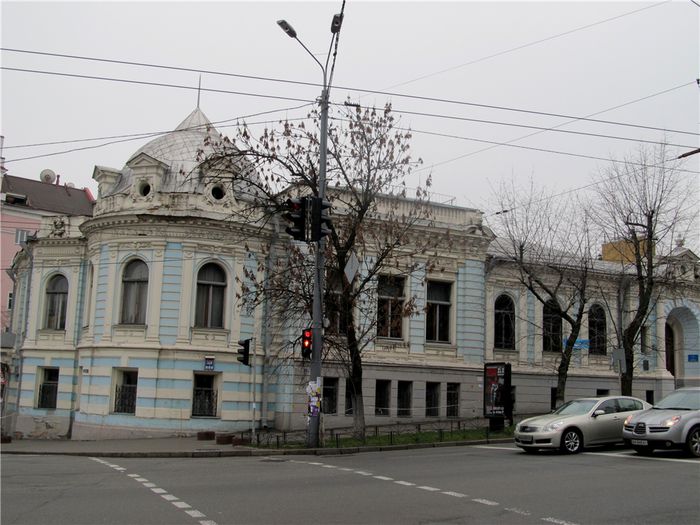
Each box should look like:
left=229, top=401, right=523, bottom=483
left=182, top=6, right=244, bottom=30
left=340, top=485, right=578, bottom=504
left=560, top=429, right=583, bottom=454
left=632, top=445, right=654, bottom=456
left=685, top=426, right=700, bottom=458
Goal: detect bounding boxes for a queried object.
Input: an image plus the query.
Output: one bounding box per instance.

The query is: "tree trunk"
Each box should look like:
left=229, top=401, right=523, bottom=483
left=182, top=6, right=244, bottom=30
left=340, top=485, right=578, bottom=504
left=343, top=294, right=366, bottom=440
left=555, top=344, right=573, bottom=407
left=620, top=331, right=636, bottom=395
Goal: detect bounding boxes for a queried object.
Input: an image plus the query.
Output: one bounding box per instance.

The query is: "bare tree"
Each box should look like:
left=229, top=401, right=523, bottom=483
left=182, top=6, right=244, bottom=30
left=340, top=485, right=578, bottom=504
left=202, top=104, right=449, bottom=439
left=591, top=143, right=696, bottom=395
left=490, top=180, right=597, bottom=406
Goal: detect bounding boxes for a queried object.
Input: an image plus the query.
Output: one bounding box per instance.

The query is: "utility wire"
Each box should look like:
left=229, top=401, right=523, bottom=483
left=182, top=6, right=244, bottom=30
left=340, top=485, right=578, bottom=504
left=4, top=103, right=314, bottom=150
left=381, top=0, right=672, bottom=91
left=2, top=52, right=696, bottom=136
left=329, top=116, right=700, bottom=175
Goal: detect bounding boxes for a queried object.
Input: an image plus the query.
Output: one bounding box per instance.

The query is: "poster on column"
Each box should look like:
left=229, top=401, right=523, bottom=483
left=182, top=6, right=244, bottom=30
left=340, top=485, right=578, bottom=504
left=483, top=362, right=511, bottom=418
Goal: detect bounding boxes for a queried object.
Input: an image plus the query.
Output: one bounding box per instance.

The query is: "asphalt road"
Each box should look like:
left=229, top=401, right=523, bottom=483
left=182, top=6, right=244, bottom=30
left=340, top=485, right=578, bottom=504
left=2, top=445, right=698, bottom=525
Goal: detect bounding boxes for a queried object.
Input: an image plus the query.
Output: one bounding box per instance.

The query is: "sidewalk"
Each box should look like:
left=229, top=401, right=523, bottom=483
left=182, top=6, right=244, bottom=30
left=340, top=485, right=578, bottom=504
left=0, top=435, right=512, bottom=458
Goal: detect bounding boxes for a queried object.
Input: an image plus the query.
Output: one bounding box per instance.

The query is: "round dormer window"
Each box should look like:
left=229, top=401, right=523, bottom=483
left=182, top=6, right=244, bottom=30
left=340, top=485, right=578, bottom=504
left=138, top=181, right=151, bottom=197
left=211, top=185, right=225, bottom=200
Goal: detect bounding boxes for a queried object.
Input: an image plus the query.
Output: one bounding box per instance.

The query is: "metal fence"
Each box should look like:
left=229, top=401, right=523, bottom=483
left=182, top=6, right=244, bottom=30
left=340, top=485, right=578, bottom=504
left=192, top=388, right=217, bottom=417
left=38, top=382, right=58, bottom=409
left=114, top=384, right=137, bottom=414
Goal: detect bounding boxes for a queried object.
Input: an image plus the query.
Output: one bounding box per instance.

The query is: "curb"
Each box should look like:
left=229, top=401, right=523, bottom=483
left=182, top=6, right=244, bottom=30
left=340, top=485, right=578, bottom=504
left=0, top=438, right=513, bottom=458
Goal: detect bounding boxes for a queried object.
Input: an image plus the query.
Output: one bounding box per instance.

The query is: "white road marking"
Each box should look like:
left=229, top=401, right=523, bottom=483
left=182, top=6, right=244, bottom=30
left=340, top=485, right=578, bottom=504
left=542, top=517, right=578, bottom=525
left=89, top=458, right=217, bottom=525
left=373, top=476, right=394, bottom=481
left=322, top=464, right=337, bottom=469
left=472, top=498, right=499, bottom=506
left=472, top=445, right=518, bottom=451
left=591, top=451, right=699, bottom=465
left=395, top=481, right=415, bottom=486
left=417, top=486, right=441, bottom=492
left=442, top=491, right=468, bottom=498
left=506, top=507, right=531, bottom=516
left=354, top=470, right=373, bottom=476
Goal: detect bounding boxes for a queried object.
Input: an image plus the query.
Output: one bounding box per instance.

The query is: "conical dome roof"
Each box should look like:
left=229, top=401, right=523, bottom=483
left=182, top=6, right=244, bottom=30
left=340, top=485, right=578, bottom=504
left=125, top=108, right=219, bottom=192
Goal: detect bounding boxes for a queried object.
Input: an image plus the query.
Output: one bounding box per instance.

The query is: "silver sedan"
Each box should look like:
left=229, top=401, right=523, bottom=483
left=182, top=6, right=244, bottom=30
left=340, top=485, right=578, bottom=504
left=514, top=396, right=651, bottom=454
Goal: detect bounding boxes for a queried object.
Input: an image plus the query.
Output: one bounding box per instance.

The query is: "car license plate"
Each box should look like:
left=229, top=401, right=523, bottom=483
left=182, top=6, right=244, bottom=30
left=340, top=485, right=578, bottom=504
left=519, top=436, right=533, bottom=444
left=631, top=439, right=648, bottom=446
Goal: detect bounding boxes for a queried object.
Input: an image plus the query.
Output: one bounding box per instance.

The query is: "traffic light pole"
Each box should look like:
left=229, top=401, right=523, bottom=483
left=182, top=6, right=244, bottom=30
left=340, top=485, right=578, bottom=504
left=277, top=12, right=343, bottom=449
left=308, top=85, right=328, bottom=449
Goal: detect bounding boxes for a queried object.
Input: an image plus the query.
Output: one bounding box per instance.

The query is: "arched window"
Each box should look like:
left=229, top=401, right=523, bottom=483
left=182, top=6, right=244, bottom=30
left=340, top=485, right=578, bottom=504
left=45, top=275, right=68, bottom=330
left=543, top=299, right=562, bottom=353
left=121, top=260, right=148, bottom=324
left=195, top=263, right=226, bottom=328
left=588, top=304, right=607, bottom=355
left=494, top=294, right=515, bottom=350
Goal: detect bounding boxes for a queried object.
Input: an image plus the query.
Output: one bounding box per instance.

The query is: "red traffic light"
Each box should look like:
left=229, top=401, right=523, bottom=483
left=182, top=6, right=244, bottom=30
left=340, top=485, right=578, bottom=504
left=301, top=328, right=312, bottom=358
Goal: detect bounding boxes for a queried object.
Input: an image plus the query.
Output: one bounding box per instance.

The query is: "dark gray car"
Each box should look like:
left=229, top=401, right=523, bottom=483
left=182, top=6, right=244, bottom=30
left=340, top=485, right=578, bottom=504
left=622, top=387, right=700, bottom=457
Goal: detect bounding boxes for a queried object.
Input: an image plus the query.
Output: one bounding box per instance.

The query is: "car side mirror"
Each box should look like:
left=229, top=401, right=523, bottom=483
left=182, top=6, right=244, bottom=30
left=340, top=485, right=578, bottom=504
left=592, top=409, right=605, bottom=417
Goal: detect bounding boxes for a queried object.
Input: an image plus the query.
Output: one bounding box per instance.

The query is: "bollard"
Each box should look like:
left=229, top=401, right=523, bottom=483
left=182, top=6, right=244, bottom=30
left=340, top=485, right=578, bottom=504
left=276, top=436, right=280, bottom=448
left=439, top=429, right=443, bottom=442
left=336, top=434, right=340, bottom=449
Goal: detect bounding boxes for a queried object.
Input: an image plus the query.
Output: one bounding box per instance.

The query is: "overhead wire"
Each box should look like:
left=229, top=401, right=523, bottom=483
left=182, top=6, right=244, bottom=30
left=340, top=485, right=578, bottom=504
left=1, top=52, right=696, bottom=137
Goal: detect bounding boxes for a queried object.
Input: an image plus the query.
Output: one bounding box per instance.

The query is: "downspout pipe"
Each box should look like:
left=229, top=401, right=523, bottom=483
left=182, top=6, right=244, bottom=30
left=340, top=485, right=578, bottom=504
left=12, top=241, right=34, bottom=436
left=260, top=214, right=280, bottom=428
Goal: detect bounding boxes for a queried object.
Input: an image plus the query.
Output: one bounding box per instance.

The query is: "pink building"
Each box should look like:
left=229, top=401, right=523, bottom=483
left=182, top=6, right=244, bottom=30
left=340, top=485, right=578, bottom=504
left=1, top=172, right=94, bottom=336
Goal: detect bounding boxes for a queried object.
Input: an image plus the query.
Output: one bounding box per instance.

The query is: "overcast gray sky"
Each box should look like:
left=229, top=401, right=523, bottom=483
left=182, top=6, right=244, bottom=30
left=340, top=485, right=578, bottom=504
left=2, top=1, right=698, bottom=231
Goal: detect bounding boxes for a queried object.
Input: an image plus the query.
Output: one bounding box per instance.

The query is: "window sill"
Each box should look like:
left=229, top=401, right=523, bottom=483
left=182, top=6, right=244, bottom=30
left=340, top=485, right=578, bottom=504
left=191, top=327, right=230, bottom=346
left=37, top=330, right=66, bottom=342
left=191, top=415, right=220, bottom=419
left=113, top=324, right=146, bottom=339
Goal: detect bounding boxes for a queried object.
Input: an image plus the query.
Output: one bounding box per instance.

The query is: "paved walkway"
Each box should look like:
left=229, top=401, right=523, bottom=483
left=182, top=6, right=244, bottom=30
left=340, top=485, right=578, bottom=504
left=0, top=435, right=511, bottom=458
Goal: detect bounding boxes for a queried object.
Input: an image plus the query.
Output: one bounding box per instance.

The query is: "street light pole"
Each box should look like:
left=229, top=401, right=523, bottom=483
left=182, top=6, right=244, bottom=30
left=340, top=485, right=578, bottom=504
left=278, top=14, right=342, bottom=448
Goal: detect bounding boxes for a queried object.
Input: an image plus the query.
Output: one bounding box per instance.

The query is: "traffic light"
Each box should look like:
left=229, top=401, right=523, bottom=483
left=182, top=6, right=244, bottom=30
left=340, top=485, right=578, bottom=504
left=311, top=197, right=332, bottom=241
left=283, top=197, right=309, bottom=241
left=301, top=328, right=312, bottom=359
left=237, top=338, right=251, bottom=366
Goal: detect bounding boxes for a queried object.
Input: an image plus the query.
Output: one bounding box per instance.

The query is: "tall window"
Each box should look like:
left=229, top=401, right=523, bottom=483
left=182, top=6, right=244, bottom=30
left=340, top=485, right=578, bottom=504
left=375, top=379, right=390, bottom=416
left=121, top=260, right=148, bottom=324
left=494, top=294, right=515, bottom=350
left=543, top=299, right=562, bottom=352
left=195, top=263, right=226, bottom=328
left=37, top=367, right=59, bottom=409
left=377, top=276, right=405, bottom=338
left=345, top=381, right=355, bottom=416
left=82, top=263, right=94, bottom=328
left=397, top=381, right=412, bottom=417
left=326, top=271, right=348, bottom=335
left=322, top=377, right=338, bottom=415
left=114, top=369, right=138, bottom=414
left=426, top=382, right=440, bottom=417
left=192, top=373, right=217, bottom=417
left=44, top=275, right=68, bottom=330
left=447, top=383, right=460, bottom=418
left=588, top=304, right=607, bottom=355
left=426, top=281, right=451, bottom=343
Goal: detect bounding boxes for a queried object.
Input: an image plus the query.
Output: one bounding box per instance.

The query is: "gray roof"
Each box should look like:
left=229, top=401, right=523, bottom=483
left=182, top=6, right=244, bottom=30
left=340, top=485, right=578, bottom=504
left=128, top=107, right=216, bottom=176
left=1, top=174, right=95, bottom=216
